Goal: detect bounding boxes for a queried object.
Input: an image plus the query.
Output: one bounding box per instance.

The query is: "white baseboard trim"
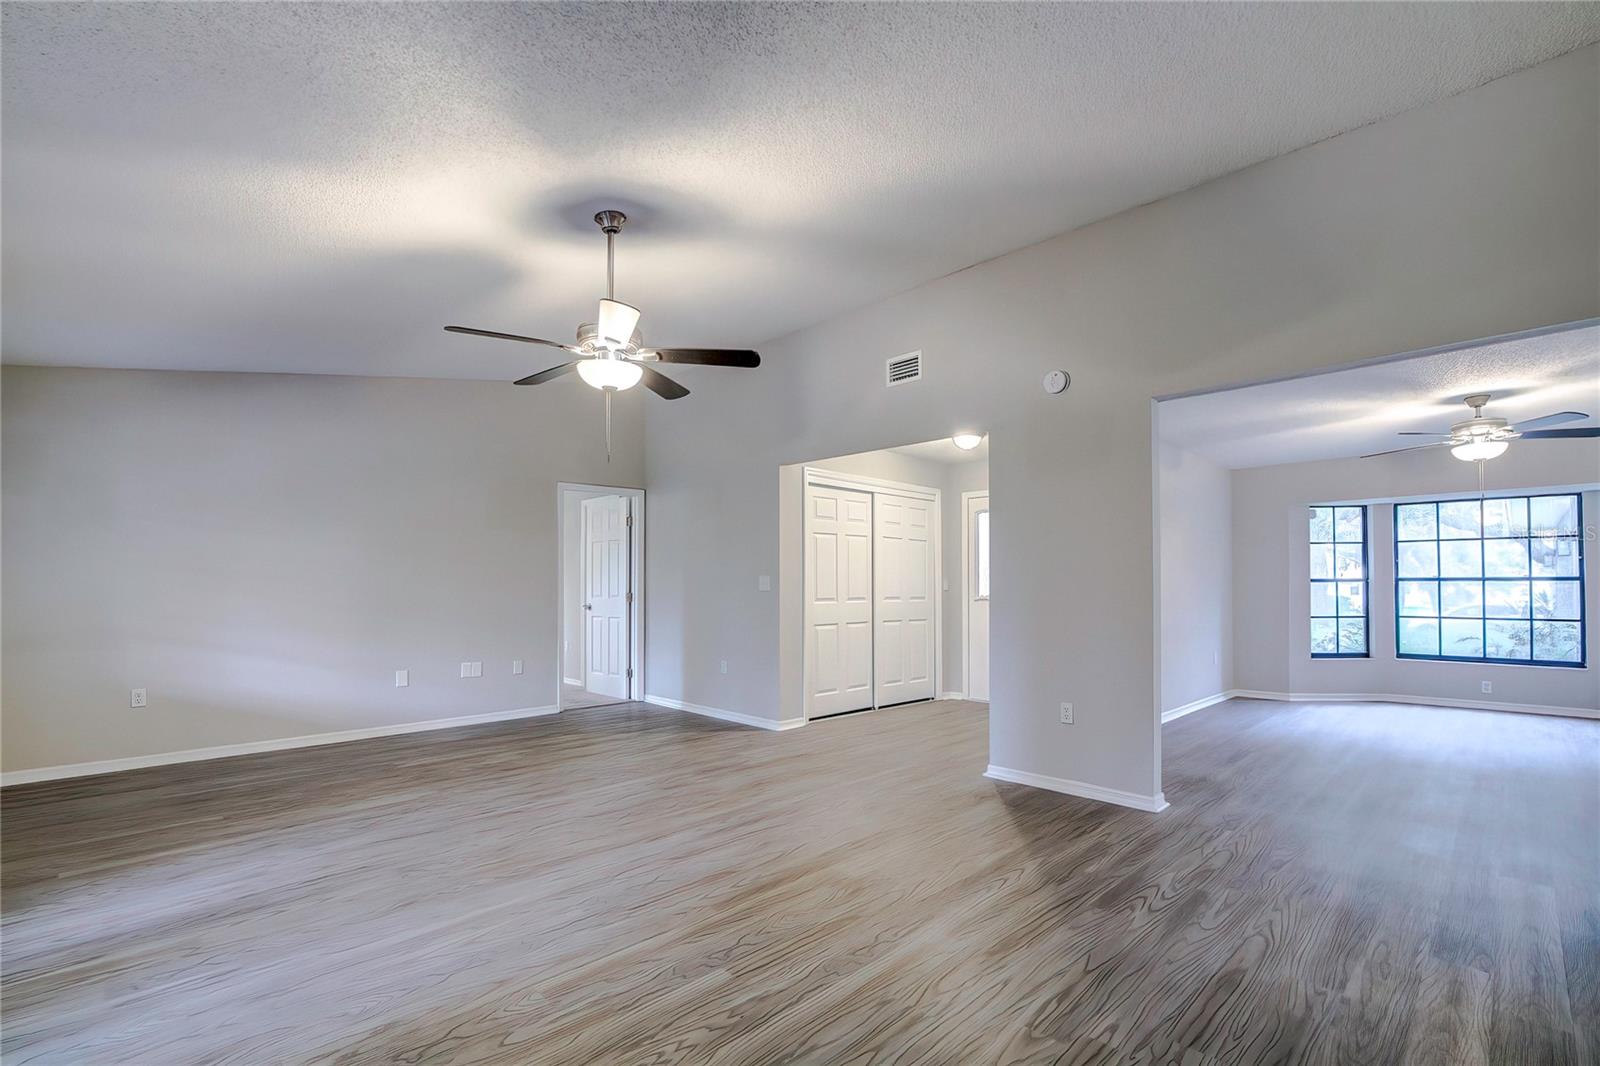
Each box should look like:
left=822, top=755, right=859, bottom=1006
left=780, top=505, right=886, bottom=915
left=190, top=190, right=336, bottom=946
left=1, top=704, right=561, bottom=788
left=985, top=764, right=1168, bottom=813
left=1161, top=691, right=1234, bottom=723
left=938, top=691, right=967, bottom=702
left=642, top=694, right=805, bottom=731
left=562, top=676, right=582, bottom=688
left=1230, top=689, right=1598, bottom=721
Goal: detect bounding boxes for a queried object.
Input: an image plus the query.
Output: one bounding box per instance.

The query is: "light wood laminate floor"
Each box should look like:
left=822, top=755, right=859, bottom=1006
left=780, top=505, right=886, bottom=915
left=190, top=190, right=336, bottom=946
left=560, top=683, right=631, bottom=711
left=3, top=698, right=1596, bottom=1064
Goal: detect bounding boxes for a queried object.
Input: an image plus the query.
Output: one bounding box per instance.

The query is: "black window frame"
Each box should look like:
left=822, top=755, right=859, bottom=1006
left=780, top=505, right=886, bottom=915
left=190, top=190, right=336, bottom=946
left=1309, top=504, right=1370, bottom=659
left=1393, top=493, right=1586, bottom=668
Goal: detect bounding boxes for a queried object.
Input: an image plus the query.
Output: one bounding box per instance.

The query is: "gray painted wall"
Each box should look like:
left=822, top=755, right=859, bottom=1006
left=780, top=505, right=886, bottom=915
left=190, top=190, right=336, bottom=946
left=1158, top=444, right=1233, bottom=713
left=1231, top=441, right=1600, bottom=713
left=1, top=366, right=645, bottom=772
left=642, top=46, right=1599, bottom=803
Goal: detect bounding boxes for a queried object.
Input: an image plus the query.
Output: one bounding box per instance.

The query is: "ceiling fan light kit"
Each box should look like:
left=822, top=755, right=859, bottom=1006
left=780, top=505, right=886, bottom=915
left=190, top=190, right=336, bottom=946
left=576, top=357, right=643, bottom=392
left=1450, top=438, right=1509, bottom=462
left=596, top=299, right=642, bottom=354
left=443, top=208, right=762, bottom=457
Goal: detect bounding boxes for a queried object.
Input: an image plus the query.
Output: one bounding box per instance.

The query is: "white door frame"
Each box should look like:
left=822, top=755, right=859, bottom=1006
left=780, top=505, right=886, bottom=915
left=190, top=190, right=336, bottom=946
left=961, top=490, right=990, bottom=703
left=801, top=467, right=941, bottom=722
left=556, top=482, right=645, bottom=709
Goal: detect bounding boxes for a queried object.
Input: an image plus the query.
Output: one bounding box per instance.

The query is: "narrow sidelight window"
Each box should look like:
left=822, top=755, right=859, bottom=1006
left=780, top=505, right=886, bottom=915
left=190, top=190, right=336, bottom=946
left=1310, top=505, right=1368, bottom=657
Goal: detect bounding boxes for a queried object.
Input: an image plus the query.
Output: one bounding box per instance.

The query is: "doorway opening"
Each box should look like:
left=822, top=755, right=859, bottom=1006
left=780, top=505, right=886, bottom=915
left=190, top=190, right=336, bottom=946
left=557, top=483, right=645, bottom=711
left=782, top=437, right=990, bottom=722
left=963, top=489, right=991, bottom=702
left=1151, top=318, right=1598, bottom=734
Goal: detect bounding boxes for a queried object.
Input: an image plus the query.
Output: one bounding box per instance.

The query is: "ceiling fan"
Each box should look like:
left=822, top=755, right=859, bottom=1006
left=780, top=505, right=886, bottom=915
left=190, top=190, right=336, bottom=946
left=444, top=209, right=760, bottom=456
left=1362, top=393, right=1597, bottom=461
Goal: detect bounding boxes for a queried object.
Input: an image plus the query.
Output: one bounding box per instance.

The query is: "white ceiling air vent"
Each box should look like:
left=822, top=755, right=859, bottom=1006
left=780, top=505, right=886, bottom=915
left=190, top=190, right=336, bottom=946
left=886, top=350, right=923, bottom=387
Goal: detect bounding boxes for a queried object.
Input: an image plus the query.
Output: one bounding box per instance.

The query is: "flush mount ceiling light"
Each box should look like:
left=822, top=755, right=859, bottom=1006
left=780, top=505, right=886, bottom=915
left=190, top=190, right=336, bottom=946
left=952, top=433, right=984, bottom=450
left=443, top=209, right=762, bottom=457
left=1362, top=393, right=1596, bottom=461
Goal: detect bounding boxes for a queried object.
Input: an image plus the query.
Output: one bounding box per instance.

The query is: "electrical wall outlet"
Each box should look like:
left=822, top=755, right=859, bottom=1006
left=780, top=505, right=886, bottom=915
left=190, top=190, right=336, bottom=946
left=130, top=687, right=147, bottom=708
left=394, top=669, right=409, bottom=688
left=1481, top=680, right=1492, bottom=694
left=1060, top=702, right=1073, bottom=725
left=512, top=659, right=524, bottom=675
left=460, top=661, right=482, bottom=679
left=720, top=660, right=729, bottom=676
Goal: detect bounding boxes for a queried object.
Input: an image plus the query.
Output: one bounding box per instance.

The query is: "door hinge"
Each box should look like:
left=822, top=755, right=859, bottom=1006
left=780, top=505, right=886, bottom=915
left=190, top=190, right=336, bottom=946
left=626, top=591, right=634, bottom=604
left=625, top=514, right=633, bottom=527
left=626, top=667, right=634, bottom=678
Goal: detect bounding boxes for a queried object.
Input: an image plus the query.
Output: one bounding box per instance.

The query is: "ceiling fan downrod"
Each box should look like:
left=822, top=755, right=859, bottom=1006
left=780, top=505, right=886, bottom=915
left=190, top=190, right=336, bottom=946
left=595, top=210, right=626, bottom=302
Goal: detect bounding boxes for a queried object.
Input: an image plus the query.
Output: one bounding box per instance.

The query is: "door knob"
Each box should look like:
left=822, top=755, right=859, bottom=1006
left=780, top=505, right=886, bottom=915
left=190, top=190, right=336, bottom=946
left=583, top=603, right=592, bottom=610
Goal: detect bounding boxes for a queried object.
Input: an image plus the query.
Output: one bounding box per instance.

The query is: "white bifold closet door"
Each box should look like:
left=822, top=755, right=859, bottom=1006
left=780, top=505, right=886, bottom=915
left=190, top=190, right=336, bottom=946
left=873, top=493, right=936, bottom=706
left=806, top=486, right=875, bottom=717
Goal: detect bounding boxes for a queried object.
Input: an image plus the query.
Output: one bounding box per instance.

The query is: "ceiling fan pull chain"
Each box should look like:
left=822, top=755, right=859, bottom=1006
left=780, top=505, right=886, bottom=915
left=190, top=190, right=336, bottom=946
left=605, top=388, right=613, bottom=463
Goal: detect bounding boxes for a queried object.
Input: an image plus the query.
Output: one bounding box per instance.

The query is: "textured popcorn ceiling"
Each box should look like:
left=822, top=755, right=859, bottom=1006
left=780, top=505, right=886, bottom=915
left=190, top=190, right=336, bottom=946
left=4, top=3, right=1599, bottom=379
left=1159, top=324, right=1600, bottom=469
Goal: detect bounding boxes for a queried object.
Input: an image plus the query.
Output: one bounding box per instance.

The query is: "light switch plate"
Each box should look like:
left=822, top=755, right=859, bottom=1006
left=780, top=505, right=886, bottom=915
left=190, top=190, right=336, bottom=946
left=394, top=670, right=409, bottom=688
left=758, top=575, right=771, bottom=592
left=460, top=661, right=482, bottom=679
left=512, top=659, right=524, bottom=675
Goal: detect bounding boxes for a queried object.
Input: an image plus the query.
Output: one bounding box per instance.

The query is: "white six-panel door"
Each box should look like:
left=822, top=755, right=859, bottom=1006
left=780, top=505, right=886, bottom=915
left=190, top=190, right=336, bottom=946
left=582, top=494, right=630, bottom=700
left=874, top=493, right=936, bottom=706
left=805, top=485, right=875, bottom=718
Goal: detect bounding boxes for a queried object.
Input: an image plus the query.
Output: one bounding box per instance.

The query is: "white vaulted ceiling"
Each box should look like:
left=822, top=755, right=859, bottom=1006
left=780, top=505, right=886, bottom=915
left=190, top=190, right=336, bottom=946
left=4, top=3, right=1598, bottom=380
left=1159, top=324, right=1600, bottom=469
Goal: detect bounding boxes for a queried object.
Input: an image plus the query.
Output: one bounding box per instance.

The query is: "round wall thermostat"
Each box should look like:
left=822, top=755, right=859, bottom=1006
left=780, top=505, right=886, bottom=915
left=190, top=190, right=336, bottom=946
left=1042, top=370, right=1070, bottom=395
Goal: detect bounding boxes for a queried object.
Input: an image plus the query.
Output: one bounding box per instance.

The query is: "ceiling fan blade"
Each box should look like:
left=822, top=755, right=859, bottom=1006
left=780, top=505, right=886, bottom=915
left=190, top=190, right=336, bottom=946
left=1514, top=410, right=1589, bottom=432
left=445, top=326, right=576, bottom=352
left=638, top=365, right=690, bottom=400
left=1517, top=427, right=1600, bottom=439
left=1360, top=441, right=1454, bottom=459
left=514, top=362, right=578, bottom=386
left=643, top=348, right=760, bottom=368
left=1396, top=431, right=1452, bottom=436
